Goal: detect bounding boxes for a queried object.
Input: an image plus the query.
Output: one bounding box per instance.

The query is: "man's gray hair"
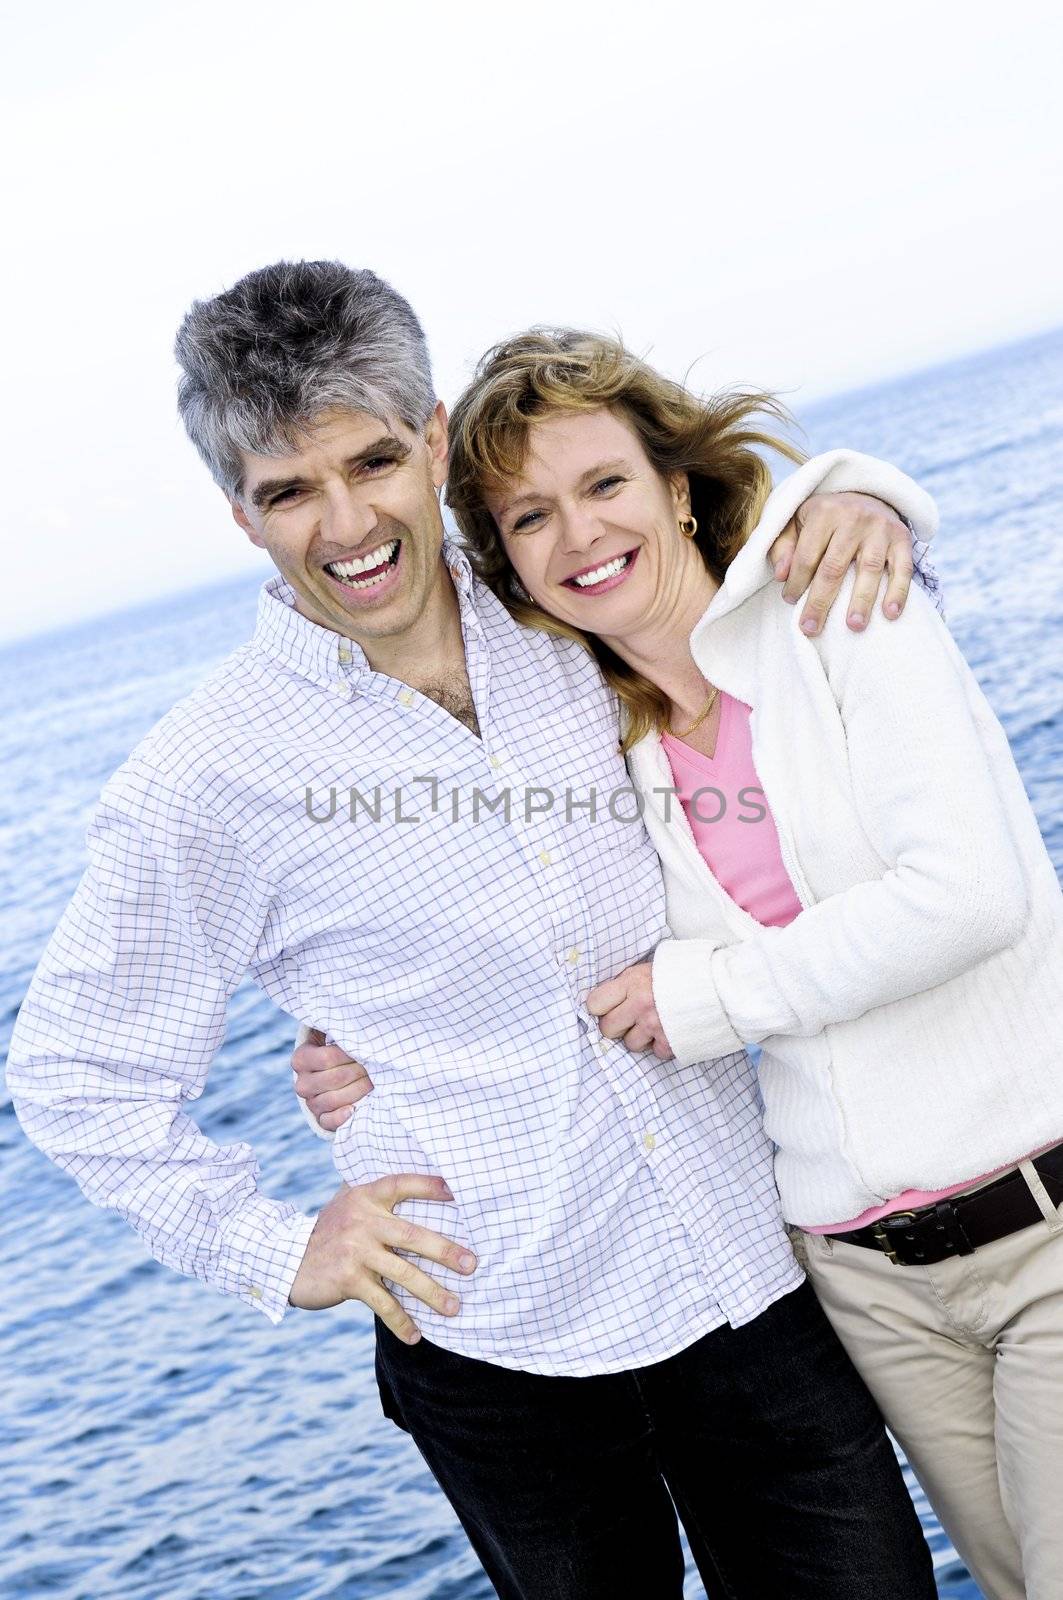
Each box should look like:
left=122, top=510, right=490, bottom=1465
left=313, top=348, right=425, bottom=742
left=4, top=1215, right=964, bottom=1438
left=174, top=260, right=436, bottom=498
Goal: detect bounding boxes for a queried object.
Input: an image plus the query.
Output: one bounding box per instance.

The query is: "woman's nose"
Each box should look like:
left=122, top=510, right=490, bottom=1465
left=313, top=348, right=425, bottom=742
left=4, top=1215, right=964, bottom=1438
left=558, top=504, right=604, bottom=554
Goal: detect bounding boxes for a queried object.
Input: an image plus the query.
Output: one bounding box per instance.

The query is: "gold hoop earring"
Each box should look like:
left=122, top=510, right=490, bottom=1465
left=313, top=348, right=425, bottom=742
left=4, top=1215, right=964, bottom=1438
left=680, top=515, right=698, bottom=539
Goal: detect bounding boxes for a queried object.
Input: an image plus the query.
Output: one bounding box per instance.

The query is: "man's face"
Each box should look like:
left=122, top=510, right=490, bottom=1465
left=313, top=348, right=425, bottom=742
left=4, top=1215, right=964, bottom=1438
left=232, top=403, right=450, bottom=645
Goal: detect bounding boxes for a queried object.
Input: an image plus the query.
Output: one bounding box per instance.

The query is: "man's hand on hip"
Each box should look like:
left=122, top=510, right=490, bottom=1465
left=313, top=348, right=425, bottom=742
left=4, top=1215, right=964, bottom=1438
left=288, top=1176, right=478, bottom=1344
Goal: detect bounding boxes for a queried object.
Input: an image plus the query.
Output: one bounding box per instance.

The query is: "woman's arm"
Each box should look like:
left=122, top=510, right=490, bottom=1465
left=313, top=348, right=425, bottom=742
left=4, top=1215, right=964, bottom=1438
left=644, top=574, right=1028, bottom=1066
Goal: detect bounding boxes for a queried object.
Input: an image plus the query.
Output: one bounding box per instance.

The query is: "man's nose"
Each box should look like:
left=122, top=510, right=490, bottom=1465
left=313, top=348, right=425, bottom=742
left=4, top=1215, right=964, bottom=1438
left=322, top=487, right=378, bottom=548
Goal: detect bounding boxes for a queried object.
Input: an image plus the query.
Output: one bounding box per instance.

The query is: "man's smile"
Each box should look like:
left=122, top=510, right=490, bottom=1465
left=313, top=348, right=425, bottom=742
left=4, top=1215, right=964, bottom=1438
left=323, top=538, right=403, bottom=600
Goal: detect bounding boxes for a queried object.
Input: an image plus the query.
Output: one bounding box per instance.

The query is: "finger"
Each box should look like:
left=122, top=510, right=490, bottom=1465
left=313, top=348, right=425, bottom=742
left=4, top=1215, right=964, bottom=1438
left=292, top=1041, right=358, bottom=1075
left=622, top=1024, right=655, bottom=1053
left=598, top=1000, right=642, bottom=1040
left=768, top=522, right=797, bottom=581
left=586, top=977, right=627, bottom=1017
left=881, top=539, right=915, bottom=619
left=374, top=1251, right=462, bottom=1317
left=318, top=1107, right=352, bottom=1132
left=362, top=1278, right=422, bottom=1344
left=652, top=1038, right=675, bottom=1061
left=297, top=1062, right=372, bottom=1100
left=373, top=1173, right=456, bottom=1209
left=308, top=1077, right=374, bottom=1116
left=380, top=1215, right=479, bottom=1275
left=306, top=1027, right=326, bottom=1047
left=781, top=508, right=833, bottom=604
left=843, top=541, right=889, bottom=631
left=795, top=542, right=858, bottom=636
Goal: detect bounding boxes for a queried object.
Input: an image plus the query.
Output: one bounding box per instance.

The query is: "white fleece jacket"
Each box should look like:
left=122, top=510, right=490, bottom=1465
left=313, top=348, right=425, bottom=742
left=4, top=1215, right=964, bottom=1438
left=639, top=451, right=1063, bottom=1226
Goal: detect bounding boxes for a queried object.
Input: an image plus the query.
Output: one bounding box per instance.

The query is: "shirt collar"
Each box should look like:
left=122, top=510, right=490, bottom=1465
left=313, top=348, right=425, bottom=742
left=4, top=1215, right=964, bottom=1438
left=251, top=538, right=483, bottom=688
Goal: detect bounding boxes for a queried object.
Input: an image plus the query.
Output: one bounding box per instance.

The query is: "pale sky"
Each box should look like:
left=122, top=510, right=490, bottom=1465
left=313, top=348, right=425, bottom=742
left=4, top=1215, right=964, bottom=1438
left=2, top=0, right=1061, bottom=643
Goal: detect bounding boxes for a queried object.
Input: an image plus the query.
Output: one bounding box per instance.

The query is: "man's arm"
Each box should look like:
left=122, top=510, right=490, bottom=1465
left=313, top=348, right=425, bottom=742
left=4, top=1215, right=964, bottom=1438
left=8, top=756, right=476, bottom=1340
left=6, top=757, right=315, bottom=1323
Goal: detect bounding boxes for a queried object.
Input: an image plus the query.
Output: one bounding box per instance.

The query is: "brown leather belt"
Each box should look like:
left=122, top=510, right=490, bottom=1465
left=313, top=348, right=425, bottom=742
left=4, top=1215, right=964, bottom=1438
left=820, top=1141, right=1063, bottom=1266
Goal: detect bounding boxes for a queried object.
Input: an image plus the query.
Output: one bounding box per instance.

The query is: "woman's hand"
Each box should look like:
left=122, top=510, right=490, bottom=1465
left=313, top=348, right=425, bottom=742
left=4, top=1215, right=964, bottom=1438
left=292, top=1028, right=374, bottom=1131
left=769, top=490, right=916, bottom=637
left=587, top=963, right=675, bottom=1061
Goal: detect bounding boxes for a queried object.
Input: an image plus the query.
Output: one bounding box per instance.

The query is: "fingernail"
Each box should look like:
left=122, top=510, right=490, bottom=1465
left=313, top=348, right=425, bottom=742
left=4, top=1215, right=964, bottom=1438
left=847, top=611, right=865, bottom=629
left=459, top=1252, right=477, bottom=1273
left=443, top=1295, right=459, bottom=1314
left=782, top=592, right=797, bottom=604
left=885, top=600, right=900, bottom=617
left=406, top=1330, right=421, bottom=1345
left=801, top=618, right=818, bottom=635
left=440, top=1182, right=455, bottom=1201
left=775, top=558, right=788, bottom=578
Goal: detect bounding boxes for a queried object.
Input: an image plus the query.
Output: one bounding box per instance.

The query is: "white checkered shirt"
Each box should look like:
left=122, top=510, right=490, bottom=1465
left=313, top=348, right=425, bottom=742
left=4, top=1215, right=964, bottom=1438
left=8, top=537, right=943, bottom=1376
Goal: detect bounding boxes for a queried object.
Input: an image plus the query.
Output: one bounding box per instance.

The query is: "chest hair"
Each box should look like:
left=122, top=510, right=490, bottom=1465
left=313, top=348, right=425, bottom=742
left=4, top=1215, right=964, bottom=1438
left=417, top=675, right=481, bottom=738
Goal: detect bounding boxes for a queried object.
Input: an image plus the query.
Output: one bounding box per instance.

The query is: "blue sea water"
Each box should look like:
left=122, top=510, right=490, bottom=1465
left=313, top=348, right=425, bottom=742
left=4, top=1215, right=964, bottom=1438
left=2, top=326, right=1061, bottom=1600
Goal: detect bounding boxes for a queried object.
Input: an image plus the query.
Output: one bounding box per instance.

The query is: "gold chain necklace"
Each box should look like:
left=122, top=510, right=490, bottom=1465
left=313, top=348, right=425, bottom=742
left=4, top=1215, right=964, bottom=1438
left=671, top=683, right=720, bottom=740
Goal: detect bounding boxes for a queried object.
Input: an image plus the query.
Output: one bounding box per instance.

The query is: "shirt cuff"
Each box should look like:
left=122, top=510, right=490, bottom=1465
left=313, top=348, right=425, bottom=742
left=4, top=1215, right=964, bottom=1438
left=651, top=938, right=745, bottom=1067
left=226, top=1198, right=318, bottom=1325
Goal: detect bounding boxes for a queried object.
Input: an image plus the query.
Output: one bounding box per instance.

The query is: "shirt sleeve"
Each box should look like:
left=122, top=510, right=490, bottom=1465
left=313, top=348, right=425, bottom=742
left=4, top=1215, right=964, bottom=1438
left=650, top=575, right=1027, bottom=1065
left=6, top=758, right=316, bottom=1324
left=910, top=530, right=946, bottom=620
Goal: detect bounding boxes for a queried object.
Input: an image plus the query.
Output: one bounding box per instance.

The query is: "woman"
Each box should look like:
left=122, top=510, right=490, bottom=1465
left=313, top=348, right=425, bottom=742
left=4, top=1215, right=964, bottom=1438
left=298, top=329, right=1063, bottom=1599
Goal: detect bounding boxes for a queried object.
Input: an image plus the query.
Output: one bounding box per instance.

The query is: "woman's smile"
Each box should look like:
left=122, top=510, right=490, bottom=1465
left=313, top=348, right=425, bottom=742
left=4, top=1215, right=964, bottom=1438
left=560, top=546, right=640, bottom=595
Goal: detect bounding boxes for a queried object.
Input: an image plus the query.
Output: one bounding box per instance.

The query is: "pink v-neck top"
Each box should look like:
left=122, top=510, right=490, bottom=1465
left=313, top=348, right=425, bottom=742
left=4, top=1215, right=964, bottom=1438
left=660, top=692, right=802, bottom=929
left=660, top=690, right=1020, bottom=1233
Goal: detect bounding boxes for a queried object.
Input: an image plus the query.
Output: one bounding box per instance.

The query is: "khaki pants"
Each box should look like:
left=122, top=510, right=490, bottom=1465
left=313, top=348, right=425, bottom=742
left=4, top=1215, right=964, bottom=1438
left=796, top=1163, right=1063, bottom=1600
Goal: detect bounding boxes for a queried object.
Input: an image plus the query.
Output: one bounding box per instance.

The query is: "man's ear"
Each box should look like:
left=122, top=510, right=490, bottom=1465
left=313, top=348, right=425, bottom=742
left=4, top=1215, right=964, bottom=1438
left=231, top=498, right=267, bottom=549
left=427, top=399, right=449, bottom=491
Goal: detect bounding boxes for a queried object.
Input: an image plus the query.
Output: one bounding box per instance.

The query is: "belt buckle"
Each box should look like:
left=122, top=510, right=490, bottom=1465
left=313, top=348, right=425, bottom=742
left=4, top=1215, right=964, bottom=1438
left=871, top=1212, right=920, bottom=1265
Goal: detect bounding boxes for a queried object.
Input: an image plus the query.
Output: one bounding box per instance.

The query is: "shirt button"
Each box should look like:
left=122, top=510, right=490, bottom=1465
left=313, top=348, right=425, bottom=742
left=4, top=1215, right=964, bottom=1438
left=642, top=1132, right=657, bottom=1152
left=247, top=1284, right=264, bottom=1300
left=398, top=689, right=415, bottom=707
left=567, top=948, right=581, bottom=965
left=331, top=681, right=348, bottom=697
left=337, top=646, right=353, bottom=666
left=489, top=754, right=502, bottom=770
left=538, top=849, right=553, bottom=867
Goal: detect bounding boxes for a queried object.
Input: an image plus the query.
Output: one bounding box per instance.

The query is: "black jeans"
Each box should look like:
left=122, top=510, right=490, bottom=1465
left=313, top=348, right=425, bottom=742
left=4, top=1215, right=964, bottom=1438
left=374, top=1280, right=937, bottom=1599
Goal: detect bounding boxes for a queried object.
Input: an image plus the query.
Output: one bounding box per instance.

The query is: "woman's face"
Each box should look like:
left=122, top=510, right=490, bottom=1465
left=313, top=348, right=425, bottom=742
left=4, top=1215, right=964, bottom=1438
left=485, top=407, right=710, bottom=644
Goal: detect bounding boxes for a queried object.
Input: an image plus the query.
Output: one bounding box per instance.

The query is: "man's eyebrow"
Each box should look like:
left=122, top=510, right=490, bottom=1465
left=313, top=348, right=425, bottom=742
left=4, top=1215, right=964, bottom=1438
left=248, top=435, right=412, bottom=511
left=500, top=459, right=632, bottom=519
left=351, top=434, right=411, bottom=465
left=250, top=474, right=306, bottom=511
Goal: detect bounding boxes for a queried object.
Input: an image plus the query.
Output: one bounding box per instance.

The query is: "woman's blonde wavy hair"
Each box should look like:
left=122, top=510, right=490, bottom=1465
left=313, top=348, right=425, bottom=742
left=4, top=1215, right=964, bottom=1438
left=446, top=328, right=804, bottom=750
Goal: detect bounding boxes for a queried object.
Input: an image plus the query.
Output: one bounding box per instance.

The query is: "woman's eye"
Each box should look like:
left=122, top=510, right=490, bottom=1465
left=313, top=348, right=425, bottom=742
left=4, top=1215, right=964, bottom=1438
left=591, top=475, right=625, bottom=495
left=512, top=509, right=545, bottom=533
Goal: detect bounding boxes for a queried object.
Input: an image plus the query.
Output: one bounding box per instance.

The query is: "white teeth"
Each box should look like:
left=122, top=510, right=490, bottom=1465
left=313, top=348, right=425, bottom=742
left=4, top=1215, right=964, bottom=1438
left=572, top=553, right=630, bottom=588
left=328, top=540, right=399, bottom=582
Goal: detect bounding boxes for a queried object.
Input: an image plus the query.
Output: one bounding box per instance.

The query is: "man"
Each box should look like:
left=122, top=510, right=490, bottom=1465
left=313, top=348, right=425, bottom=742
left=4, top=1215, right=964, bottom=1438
left=8, top=260, right=942, bottom=1597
